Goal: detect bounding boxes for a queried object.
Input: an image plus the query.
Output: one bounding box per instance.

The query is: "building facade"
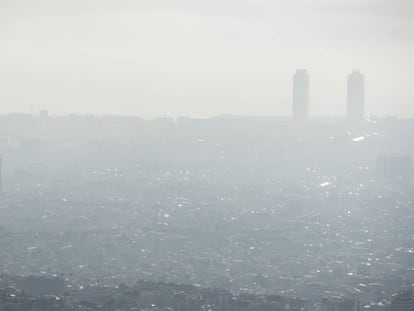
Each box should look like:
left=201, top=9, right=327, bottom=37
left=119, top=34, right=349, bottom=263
left=347, top=70, right=365, bottom=122
left=293, top=69, right=310, bottom=122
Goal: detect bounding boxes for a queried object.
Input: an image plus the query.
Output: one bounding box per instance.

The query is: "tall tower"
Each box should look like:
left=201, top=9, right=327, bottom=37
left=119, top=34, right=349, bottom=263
left=292, top=69, right=309, bottom=122
left=347, top=70, right=365, bottom=122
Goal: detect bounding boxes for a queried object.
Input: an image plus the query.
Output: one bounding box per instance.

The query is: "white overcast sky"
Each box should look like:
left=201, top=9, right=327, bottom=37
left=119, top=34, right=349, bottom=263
left=0, top=0, right=413, bottom=117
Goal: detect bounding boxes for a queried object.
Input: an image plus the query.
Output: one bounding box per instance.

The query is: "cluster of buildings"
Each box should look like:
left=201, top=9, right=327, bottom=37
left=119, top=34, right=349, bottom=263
left=0, top=275, right=308, bottom=311
left=0, top=114, right=412, bottom=310
left=293, top=70, right=365, bottom=122
left=0, top=275, right=413, bottom=311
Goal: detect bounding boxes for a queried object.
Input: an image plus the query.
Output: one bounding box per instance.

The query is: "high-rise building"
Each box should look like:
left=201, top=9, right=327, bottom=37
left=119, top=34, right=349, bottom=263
left=347, top=70, right=365, bottom=122
left=292, top=69, right=309, bottom=122
left=39, top=110, right=49, bottom=118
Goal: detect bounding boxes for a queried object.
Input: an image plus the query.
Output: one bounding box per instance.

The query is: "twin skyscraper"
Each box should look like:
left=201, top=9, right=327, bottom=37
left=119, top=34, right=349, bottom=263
left=292, top=69, right=365, bottom=122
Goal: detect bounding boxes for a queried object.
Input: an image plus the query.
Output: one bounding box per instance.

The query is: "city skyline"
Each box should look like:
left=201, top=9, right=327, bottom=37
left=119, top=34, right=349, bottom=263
left=0, top=1, right=412, bottom=310
left=1, top=0, right=413, bottom=118
left=1, top=69, right=379, bottom=121
left=0, top=67, right=408, bottom=119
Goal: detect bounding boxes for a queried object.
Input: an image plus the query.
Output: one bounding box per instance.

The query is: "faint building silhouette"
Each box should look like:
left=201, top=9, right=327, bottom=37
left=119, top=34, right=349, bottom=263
left=292, top=69, right=309, bottom=122
left=0, top=154, right=3, bottom=196
left=347, top=71, right=365, bottom=122
left=14, top=275, right=65, bottom=298
left=321, top=297, right=360, bottom=311
left=376, top=156, right=411, bottom=182
left=390, top=290, right=414, bottom=311
left=39, top=110, right=49, bottom=118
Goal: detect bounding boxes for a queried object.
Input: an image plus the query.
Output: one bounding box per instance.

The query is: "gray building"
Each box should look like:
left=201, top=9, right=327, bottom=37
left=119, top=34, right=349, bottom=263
left=292, top=69, right=310, bottom=122
left=347, top=70, right=365, bottom=122
left=390, top=290, right=414, bottom=311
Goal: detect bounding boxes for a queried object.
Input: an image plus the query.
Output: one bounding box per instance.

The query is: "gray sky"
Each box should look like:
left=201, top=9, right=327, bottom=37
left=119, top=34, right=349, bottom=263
left=0, top=0, right=413, bottom=118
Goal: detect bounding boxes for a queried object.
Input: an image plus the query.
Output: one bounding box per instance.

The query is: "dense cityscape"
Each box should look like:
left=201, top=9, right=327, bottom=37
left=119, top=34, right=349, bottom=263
left=0, top=108, right=413, bottom=310
left=2, top=0, right=413, bottom=308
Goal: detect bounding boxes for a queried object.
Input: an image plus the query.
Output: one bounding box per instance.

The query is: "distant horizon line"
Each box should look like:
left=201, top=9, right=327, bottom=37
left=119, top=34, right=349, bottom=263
left=0, top=112, right=412, bottom=121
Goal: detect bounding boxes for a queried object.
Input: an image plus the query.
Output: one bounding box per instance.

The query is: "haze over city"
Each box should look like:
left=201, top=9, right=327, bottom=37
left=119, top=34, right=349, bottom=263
left=0, top=1, right=413, bottom=311
left=1, top=0, right=413, bottom=118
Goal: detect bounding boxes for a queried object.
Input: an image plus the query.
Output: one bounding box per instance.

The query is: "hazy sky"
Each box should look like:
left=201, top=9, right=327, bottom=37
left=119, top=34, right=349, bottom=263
left=0, top=0, right=413, bottom=118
